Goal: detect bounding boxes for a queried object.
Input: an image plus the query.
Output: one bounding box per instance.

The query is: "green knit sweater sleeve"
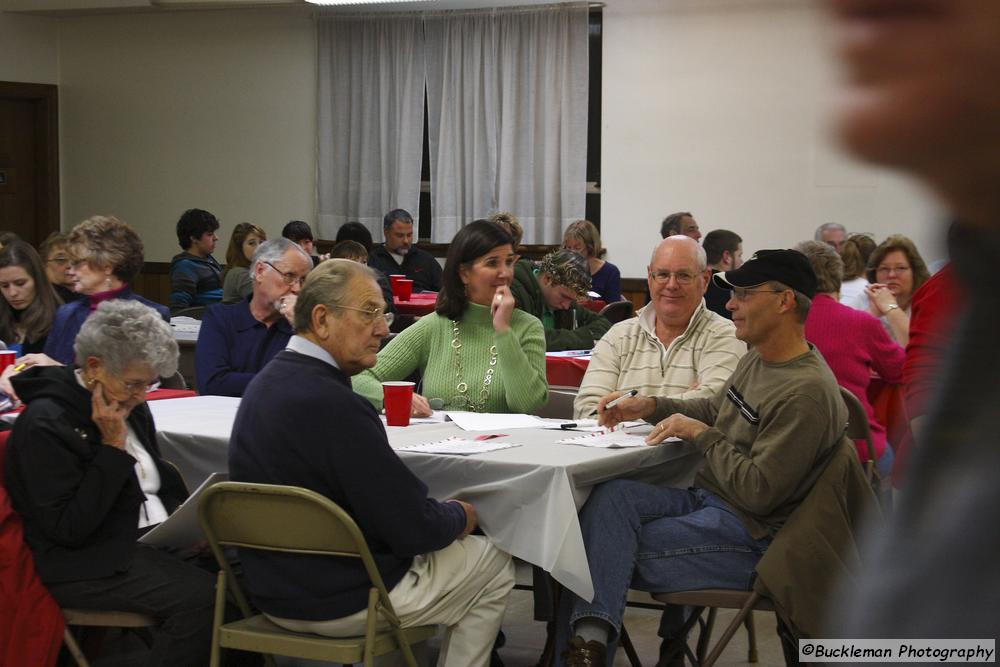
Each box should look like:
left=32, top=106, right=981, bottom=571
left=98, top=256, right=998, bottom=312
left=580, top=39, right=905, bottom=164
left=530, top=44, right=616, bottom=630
left=352, top=315, right=433, bottom=410
left=496, top=311, right=549, bottom=414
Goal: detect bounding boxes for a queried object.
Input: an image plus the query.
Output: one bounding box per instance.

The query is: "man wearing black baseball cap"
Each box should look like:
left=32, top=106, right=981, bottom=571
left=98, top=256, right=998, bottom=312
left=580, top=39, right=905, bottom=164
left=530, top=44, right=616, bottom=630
left=556, top=249, right=851, bottom=667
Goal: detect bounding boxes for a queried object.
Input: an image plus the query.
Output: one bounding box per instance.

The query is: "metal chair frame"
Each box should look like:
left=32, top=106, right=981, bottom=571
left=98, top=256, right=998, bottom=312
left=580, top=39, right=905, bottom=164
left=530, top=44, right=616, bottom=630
left=198, top=481, right=435, bottom=667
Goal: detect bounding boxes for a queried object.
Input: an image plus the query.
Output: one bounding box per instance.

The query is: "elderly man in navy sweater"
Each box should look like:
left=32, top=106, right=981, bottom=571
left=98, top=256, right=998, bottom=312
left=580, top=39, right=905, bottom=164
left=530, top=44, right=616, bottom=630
left=229, top=259, right=514, bottom=667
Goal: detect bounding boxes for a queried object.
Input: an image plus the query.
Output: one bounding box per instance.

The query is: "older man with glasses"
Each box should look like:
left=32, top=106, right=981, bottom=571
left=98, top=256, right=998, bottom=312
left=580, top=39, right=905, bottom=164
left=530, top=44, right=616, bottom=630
left=573, top=236, right=745, bottom=418
left=230, top=259, right=513, bottom=667
left=195, top=237, right=311, bottom=396
left=557, top=250, right=849, bottom=667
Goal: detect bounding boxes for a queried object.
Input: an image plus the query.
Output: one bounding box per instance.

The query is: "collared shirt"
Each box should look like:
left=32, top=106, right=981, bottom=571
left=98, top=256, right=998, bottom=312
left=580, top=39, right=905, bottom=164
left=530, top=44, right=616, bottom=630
left=286, top=335, right=340, bottom=371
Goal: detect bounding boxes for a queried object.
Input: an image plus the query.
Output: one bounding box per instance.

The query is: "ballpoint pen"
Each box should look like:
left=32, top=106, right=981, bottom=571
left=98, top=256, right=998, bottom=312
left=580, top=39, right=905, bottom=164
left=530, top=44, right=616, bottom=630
left=588, top=389, right=638, bottom=417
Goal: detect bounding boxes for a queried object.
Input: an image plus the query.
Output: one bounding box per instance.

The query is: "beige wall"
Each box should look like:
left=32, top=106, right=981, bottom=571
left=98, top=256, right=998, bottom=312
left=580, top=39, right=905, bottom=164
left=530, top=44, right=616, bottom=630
left=0, top=11, right=60, bottom=84
left=600, top=0, right=943, bottom=276
left=57, top=7, right=317, bottom=261
left=7, top=0, right=946, bottom=270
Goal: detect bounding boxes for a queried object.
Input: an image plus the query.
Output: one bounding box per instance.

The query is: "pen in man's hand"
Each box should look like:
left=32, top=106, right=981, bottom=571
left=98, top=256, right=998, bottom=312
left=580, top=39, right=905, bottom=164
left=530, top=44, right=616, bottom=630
left=588, top=389, right=639, bottom=417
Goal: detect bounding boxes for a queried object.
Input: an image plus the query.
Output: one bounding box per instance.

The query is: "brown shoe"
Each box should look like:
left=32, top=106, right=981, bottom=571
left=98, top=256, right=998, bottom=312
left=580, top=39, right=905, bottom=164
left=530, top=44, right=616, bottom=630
left=562, top=635, right=607, bottom=667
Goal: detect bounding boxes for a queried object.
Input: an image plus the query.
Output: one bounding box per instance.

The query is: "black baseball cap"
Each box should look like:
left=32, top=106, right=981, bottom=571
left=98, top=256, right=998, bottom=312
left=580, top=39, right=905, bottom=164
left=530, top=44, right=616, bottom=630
left=713, top=249, right=818, bottom=299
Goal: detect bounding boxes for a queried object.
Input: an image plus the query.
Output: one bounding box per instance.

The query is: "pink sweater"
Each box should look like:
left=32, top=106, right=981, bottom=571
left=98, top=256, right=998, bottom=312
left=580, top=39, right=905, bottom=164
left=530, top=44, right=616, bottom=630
left=805, top=294, right=904, bottom=461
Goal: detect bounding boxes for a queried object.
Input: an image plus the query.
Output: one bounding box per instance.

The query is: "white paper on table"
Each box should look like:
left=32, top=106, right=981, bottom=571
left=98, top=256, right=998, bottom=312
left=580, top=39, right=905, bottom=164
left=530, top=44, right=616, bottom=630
left=557, top=431, right=682, bottom=449
left=545, top=350, right=592, bottom=358
left=409, top=410, right=449, bottom=424
left=540, top=419, right=648, bottom=433
left=396, top=437, right=521, bottom=456
left=380, top=410, right=448, bottom=426
left=139, top=472, right=228, bottom=548
left=444, top=412, right=548, bottom=431
left=170, top=316, right=201, bottom=342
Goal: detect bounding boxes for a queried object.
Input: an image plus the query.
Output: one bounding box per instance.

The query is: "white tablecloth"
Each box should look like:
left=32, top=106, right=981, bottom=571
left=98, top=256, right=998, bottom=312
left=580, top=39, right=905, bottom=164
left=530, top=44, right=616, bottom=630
left=150, top=396, right=703, bottom=601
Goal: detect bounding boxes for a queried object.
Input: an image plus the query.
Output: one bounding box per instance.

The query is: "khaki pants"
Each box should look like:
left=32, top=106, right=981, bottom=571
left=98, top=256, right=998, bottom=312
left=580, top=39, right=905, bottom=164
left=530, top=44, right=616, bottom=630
left=267, top=536, right=514, bottom=667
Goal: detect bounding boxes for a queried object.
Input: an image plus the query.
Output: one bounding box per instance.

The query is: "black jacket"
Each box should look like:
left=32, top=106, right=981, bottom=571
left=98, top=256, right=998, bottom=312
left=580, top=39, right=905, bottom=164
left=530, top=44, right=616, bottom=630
left=367, top=244, right=443, bottom=293
left=5, top=366, right=187, bottom=584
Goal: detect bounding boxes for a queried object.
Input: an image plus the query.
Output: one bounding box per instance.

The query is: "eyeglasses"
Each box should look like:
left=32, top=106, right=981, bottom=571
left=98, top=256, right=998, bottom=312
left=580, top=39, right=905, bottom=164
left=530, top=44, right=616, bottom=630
left=334, top=304, right=395, bottom=327
left=729, top=287, right=786, bottom=302
left=120, top=378, right=160, bottom=394
left=876, top=265, right=911, bottom=276
left=68, top=258, right=87, bottom=269
left=47, top=255, right=70, bottom=266
left=263, top=261, right=307, bottom=287
left=649, top=270, right=698, bottom=285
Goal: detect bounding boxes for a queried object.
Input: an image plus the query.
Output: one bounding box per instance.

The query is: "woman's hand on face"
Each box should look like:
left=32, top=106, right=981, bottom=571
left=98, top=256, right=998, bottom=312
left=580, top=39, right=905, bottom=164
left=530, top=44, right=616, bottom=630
left=91, top=381, right=128, bottom=449
left=491, top=286, right=515, bottom=333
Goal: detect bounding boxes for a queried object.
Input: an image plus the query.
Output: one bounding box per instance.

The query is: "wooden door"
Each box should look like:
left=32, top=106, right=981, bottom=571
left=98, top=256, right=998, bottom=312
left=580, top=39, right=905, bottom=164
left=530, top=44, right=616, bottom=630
left=0, top=82, right=59, bottom=247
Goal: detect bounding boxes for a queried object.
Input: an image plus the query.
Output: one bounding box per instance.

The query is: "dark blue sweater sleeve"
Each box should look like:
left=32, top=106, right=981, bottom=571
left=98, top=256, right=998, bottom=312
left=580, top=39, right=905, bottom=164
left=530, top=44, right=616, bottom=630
left=195, top=305, right=253, bottom=397
left=332, top=408, right=466, bottom=557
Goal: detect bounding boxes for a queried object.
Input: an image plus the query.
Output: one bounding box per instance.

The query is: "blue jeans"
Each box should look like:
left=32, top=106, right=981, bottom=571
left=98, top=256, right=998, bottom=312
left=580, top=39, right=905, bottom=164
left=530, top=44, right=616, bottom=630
left=555, top=481, right=771, bottom=665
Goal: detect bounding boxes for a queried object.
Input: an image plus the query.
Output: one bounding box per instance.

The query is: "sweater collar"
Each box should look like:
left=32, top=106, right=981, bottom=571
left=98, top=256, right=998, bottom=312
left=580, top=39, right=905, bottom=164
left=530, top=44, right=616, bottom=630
left=460, top=301, right=494, bottom=325
left=87, top=284, right=130, bottom=312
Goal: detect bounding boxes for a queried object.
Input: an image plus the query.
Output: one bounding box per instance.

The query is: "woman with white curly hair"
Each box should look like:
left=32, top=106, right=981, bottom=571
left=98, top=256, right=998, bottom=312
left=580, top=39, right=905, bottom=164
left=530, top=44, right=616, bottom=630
left=4, top=300, right=214, bottom=666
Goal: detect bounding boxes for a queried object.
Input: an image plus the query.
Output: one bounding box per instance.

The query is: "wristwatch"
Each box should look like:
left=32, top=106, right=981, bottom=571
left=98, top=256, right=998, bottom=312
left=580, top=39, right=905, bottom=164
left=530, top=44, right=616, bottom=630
left=885, top=304, right=900, bottom=313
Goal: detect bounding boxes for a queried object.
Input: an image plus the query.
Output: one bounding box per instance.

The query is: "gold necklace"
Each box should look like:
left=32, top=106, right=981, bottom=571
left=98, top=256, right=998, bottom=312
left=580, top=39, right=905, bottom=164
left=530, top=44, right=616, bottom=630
left=450, top=320, right=498, bottom=412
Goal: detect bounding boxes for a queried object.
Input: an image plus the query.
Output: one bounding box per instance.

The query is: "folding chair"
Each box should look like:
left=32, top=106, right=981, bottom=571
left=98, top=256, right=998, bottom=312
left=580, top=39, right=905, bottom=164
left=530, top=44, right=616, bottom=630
left=838, top=387, right=881, bottom=487
left=61, top=609, right=157, bottom=667
left=198, top=482, right=436, bottom=667
left=598, top=300, right=634, bottom=324
left=537, top=385, right=579, bottom=419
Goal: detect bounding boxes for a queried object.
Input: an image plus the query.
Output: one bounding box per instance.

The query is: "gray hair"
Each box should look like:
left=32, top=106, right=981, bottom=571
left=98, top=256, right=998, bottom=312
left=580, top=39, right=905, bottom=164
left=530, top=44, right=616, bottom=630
left=795, top=240, right=844, bottom=294
left=73, top=300, right=178, bottom=376
left=294, top=259, right=379, bottom=332
left=651, top=236, right=708, bottom=272
left=814, top=222, right=846, bottom=241
left=250, top=237, right=310, bottom=275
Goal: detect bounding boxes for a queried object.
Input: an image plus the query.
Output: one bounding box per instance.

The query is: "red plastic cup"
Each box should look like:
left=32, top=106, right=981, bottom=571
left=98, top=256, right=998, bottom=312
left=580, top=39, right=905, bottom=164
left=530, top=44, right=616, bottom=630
left=396, top=279, right=413, bottom=301
left=389, top=274, right=406, bottom=291
left=383, top=381, right=415, bottom=427
left=0, top=350, right=16, bottom=376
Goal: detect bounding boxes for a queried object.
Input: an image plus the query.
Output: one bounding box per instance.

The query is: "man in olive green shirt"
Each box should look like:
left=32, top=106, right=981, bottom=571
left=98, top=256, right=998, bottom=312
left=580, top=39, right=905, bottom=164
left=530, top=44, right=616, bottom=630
left=557, top=250, right=848, bottom=667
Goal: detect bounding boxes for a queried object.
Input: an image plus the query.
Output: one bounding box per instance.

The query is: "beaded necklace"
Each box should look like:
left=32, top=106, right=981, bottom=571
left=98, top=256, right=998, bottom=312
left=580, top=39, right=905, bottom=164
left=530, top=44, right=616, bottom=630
left=450, top=320, right=498, bottom=412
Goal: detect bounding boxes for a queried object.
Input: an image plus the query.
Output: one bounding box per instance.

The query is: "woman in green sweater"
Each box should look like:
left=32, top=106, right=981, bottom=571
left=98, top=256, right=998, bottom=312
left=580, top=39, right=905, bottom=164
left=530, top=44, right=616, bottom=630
left=353, top=220, right=548, bottom=415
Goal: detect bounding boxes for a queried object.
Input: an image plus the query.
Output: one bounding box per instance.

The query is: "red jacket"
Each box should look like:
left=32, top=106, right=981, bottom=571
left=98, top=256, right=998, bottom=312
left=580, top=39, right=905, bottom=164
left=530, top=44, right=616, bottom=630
left=0, top=430, right=64, bottom=667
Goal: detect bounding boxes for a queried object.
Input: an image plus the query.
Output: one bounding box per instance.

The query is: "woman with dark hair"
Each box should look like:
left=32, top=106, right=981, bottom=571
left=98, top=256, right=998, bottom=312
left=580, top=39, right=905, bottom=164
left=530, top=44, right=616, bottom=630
left=0, top=240, right=61, bottom=355
left=838, top=233, right=876, bottom=311
left=353, top=220, right=547, bottom=415
left=864, top=234, right=931, bottom=346
left=222, top=222, right=266, bottom=304
left=563, top=219, right=621, bottom=302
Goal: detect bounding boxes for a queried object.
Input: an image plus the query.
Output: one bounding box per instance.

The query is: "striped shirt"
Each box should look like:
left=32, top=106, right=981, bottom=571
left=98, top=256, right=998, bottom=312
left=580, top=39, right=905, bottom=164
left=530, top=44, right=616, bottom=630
left=573, top=301, right=745, bottom=418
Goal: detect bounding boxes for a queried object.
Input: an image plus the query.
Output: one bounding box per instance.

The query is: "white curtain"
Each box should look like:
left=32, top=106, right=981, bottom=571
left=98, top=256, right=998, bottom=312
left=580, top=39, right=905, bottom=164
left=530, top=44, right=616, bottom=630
left=425, top=4, right=589, bottom=244
left=316, top=15, right=426, bottom=240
